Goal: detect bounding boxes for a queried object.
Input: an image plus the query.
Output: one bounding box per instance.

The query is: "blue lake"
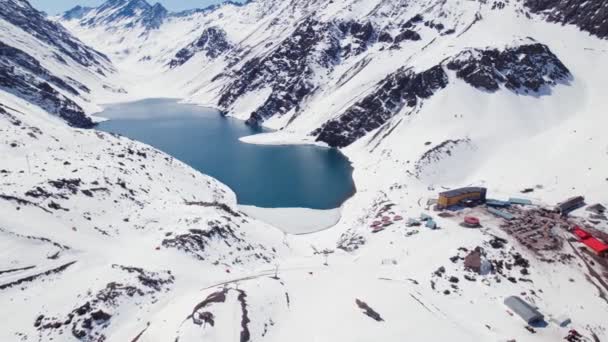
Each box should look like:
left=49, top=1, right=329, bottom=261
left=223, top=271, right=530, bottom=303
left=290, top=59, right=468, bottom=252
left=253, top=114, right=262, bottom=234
left=97, top=98, right=355, bottom=209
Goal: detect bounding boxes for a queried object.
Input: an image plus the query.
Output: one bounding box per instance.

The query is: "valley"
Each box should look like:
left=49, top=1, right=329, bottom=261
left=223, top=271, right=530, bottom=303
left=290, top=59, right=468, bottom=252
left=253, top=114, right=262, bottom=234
left=1, top=0, right=607, bottom=341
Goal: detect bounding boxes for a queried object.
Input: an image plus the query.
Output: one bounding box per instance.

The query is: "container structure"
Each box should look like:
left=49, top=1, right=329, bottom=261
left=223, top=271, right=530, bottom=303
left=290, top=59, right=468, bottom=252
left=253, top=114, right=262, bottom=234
left=504, top=296, right=544, bottom=325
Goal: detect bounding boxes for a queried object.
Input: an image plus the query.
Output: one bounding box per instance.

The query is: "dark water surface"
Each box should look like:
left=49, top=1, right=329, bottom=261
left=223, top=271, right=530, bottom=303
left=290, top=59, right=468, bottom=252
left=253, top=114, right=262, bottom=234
left=97, top=98, right=355, bottom=209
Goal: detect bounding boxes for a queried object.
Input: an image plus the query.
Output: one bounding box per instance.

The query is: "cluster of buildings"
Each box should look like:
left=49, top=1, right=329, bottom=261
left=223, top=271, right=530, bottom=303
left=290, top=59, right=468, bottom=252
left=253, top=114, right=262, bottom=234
left=436, top=187, right=607, bottom=257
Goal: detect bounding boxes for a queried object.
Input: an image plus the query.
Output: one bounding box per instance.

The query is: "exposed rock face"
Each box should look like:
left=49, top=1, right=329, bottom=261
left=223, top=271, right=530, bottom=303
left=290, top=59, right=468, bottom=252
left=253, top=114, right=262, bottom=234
left=139, top=3, right=168, bottom=29
left=314, top=65, right=448, bottom=148
left=447, top=43, right=571, bottom=93
left=218, top=18, right=341, bottom=125
left=35, top=264, right=174, bottom=341
left=394, top=29, right=421, bottom=44
left=0, top=0, right=110, bottom=68
left=314, top=42, right=570, bottom=148
left=162, top=220, right=275, bottom=264
left=169, top=27, right=232, bottom=68
left=414, top=139, right=474, bottom=178
left=61, top=5, right=94, bottom=21
left=338, top=21, right=376, bottom=57
left=524, top=0, right=608, bottom=39
left=71, top=0, right=168, bottom=30
left=0, top=42, right=93, bottom=128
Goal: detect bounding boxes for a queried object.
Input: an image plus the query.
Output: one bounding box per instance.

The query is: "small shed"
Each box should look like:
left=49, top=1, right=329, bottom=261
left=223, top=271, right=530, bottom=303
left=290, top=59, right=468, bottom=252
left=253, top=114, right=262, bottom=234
left=504, top=296, right=544, bottom=325
left=406, top=218, right=420, bottom=227
left=420, top=213, right=432, bottom=221
left=550, top=315, right=571, bottom=327
left=425, top=219, right=437, bottom=229
left=586, top=203, right=606, bottom=214
left=464, top=250, right=482, bottom=273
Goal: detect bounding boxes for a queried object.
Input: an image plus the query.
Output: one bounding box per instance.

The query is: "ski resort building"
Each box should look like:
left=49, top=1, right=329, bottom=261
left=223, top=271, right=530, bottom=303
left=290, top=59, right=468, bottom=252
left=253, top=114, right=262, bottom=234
left=573, top=226, right=591, bottom=240
left=487, top=207, right=515, bottom=220
left=582, top=238, right=608, bottom=256
left=572, top=227, right=608, bottom=256
left=504, top=296, right=544, bottom=325
left=556, top=196, right=585, bottom=215
left=509, top=198, right=532, bottom=206
left=437, top=187, right=487, bottom=209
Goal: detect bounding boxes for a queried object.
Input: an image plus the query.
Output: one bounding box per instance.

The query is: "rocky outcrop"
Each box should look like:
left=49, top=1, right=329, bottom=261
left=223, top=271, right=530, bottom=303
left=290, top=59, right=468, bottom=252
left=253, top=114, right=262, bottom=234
left=524, top=0, right=608, bottom=39
left=35, top=264, right=174, bottom=341
left=0, top=0, right=110, bottom=68
left=447, top=43, right=571, bottom=93
left=0, top=41, right=93, bottom=128
left=74, top=0, right=168, bottom=30
left=414, top=139, right=474, bottom=178
left=61, top=5, right=94, bottom=21
left=314, top=65, right=448, bottom=147
left=314, top=42, right=570, bottom=148
left=169, top=27, right=232, bottom=68
left=338, top=21, right=376, bottom=57
left=218, top=18, right=341, bottom=125
left=162, top=221, right=275, bottom=264
left=140, top=3, right=168, bottom=29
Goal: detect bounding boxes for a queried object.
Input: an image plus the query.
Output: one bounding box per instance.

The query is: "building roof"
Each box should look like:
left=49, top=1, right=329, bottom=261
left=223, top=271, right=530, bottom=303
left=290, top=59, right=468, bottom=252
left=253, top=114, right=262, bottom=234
left=464, top=250, right=481, bottom=271
left=486, top=199, right=510, bottom=207
left=556, top=196, right=585, bottom=210
left=509, top=198, right=532, bottom=205
left=439, top=187, right=486, bottom=198
left=504, top=296, right=544, bottom=324
left=573, top=226, right=591, bottom=240
left=487, top=207, right=514, bottom=220
left=582, top=237, right=608, bottom=254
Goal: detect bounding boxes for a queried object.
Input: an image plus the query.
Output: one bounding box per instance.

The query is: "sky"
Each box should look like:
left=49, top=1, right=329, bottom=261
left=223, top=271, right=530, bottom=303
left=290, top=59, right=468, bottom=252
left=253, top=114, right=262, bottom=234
left=30, top=0, right=232, bottom=15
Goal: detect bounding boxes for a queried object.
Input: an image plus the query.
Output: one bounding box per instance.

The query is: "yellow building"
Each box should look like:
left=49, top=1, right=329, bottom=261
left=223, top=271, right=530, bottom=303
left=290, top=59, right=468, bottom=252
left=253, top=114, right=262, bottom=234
left=438, top=187, right=487, bottom=208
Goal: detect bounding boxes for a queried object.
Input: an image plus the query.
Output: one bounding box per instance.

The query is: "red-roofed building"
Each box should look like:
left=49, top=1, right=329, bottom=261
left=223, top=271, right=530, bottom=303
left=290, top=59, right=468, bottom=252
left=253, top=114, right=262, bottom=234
left=573, top=226, right=591, bottom=240
left=582, top=238, right=608, bottom=256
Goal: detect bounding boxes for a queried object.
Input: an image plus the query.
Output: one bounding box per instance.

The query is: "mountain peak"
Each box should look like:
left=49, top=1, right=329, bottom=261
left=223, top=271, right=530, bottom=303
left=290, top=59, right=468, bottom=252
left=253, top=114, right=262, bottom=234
left=69, top=0, right=168, bottom=30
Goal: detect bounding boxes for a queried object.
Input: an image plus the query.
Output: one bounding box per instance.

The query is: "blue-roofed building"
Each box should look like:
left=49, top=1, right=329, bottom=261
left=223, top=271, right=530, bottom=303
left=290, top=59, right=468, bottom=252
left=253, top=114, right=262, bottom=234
left=486, top=199, right=511, bottom=208
left=487, top=207, right=515, bottom=220
left=509, top=198, right=532, bottom=206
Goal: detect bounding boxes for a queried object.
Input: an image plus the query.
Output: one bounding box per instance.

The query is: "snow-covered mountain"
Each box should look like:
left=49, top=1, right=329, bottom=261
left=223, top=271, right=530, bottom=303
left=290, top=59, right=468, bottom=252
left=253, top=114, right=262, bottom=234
left=57, top=0, right=608, bottom=195
left=62, top=0, right=169, bottom=30
left=0, top=0, right=125, bottom=127
left=1, top=0, right=608, bottom=341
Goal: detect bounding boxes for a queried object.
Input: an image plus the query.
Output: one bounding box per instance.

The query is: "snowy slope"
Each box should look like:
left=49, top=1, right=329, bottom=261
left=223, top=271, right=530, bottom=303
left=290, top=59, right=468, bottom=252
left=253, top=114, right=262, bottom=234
left=1, top=0, right=606, bottom=341
left=0, top=0, right=126, bottom=126
left=0, top=92, right=286, bottom=341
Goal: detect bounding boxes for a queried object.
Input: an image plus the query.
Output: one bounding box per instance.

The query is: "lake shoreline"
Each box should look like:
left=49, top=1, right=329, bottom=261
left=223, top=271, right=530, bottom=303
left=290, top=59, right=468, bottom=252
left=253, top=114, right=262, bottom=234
left=96, top=98, right=356, bottom=210
left=238, top=205, right=342, bottom=235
